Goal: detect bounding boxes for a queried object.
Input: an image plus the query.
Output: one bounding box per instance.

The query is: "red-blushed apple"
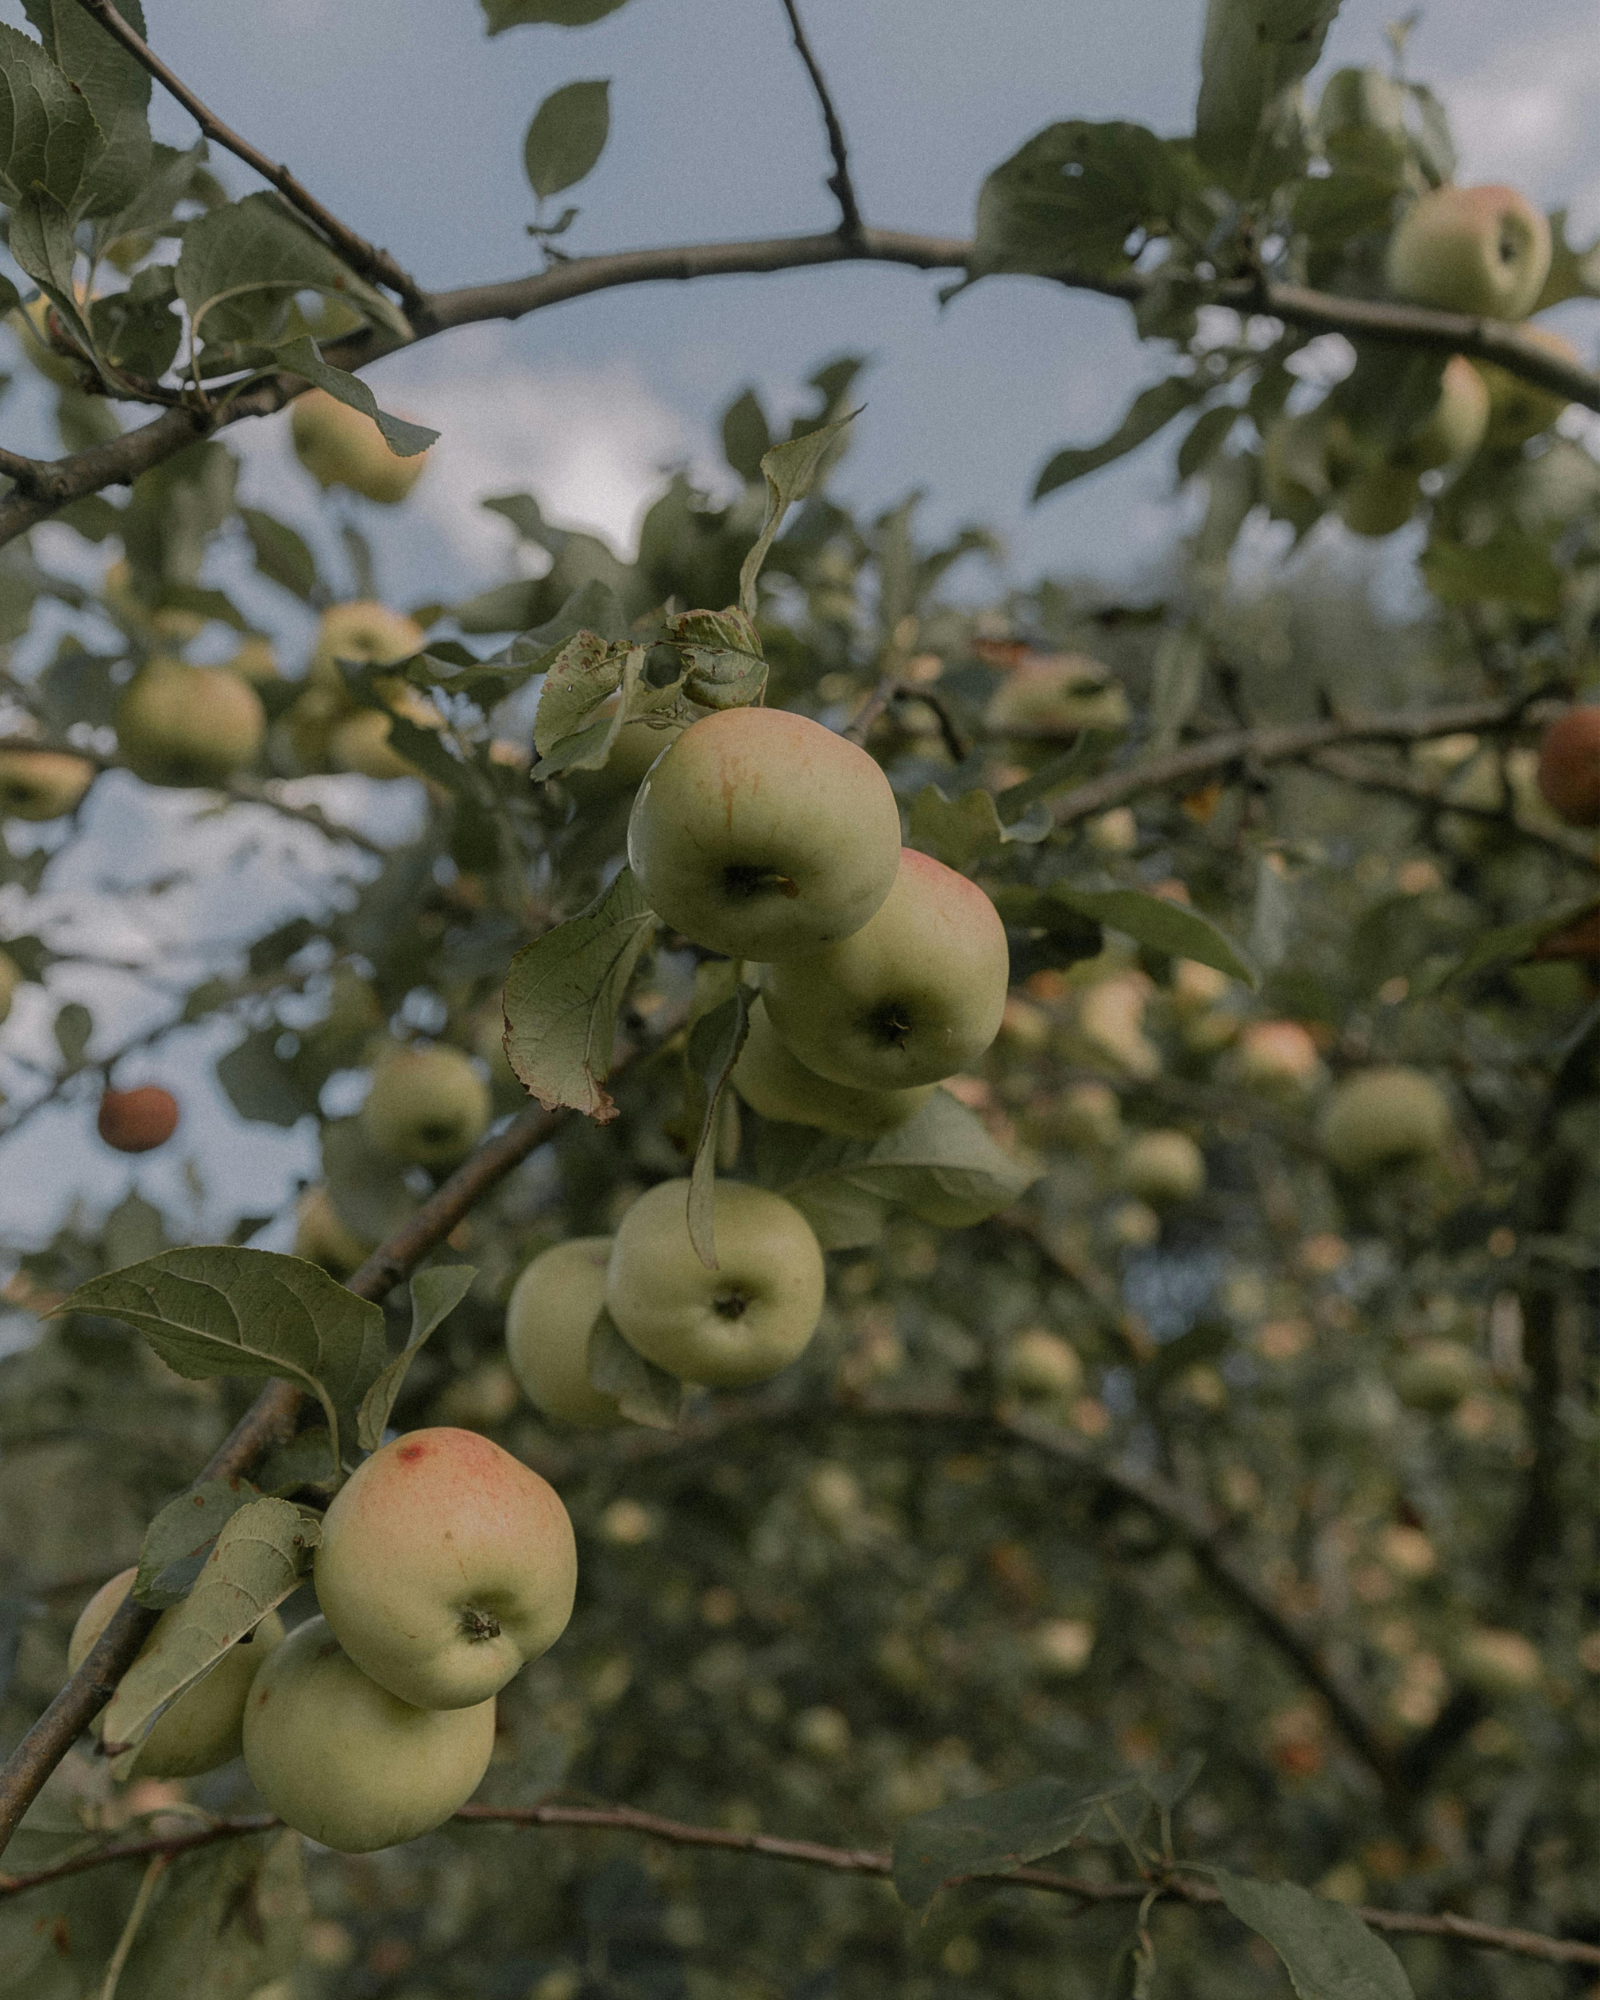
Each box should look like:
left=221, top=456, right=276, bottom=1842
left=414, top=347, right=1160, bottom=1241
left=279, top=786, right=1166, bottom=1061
left=1320, top=1067, right=1453, bottom=1176
left=505, top=1237, right=626, bottom=1427
left=1385, top=184, right=1551, bottom=320
left=0, top=747, right=96, bottom=821
left=115, top=658, right=266, bottom=787
left=242, top=1615, right=494, bottom=1851
left=313, top=1427, right=577, bottom=1709
left=1535, top=707, right=1600, bottom=826
left=730, top=994, right=934, bottom=1139
left=291, top=388, right=429, bottom=505
left=762, top=848, right=1009, bottom=1090
left=97, top=1085, right=180, bottom=1154
left=68, top=1568, right=283, bottom=1778
left=606, top=1178, right=825, bottom=1388
left=626, top=707, right=902, bottom=960
left=360, top=1045, right=492, bottom=1168
left=1233, top=1020, right=1323, bottom=1093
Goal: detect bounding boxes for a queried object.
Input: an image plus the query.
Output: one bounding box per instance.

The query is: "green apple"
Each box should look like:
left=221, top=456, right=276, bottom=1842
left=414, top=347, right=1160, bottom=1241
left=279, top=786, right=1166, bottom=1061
left=762, top=848, right=1010, bottom=1090
left=327, top=706, right=424, bottom=781
left=291, top=388, right=429, bottom=505
left=293, top=1187, right=373, bottom=1278
left=1394, top=1339, right=1479, bottom=1411
left=0, top=748, right=96, bottom=821
left=115, top=657, right=266, bottom=787
left=1118, top=1129, right=1206, bottom=1205
left=984, top=655, right=1130, bottom=736
left=1385, top=184, right=1551, bottom=319
left=360, top=1045, right=492, bottom=1168
left=1233, top=1020, right=1323, bottom=1093
left=1337, top=464, right=1421, bottom=538
left=606, top=1178, right=826, bottom=1388
left=505, top=1237, right=626, bottom=1427
left=307, top=601, right=427, bottom=691
left=314, top=1427, right=577, bottom=1709
left=1535, top=706, right=1600, bottom=827
left=626, top=707, right=902, bottom=960
left=223, top=637, right=281, bottom=683
left=242, top=1615, right=495, bottom=1851
left=1320, top=1067, right=1453, bottom=1176
left=1003, top=1329, right=1083, bottom=1400
left=1043, top=1079, right=1122, bottom=1150
left=605, top=713, right=683, bottom=785
left=1455, top=1626, right=1542, bottom=1698
left=730, top=995, right=934, bottom=1139
left=69, top=1567, right=284, bottom=1779
left=1476, top=326, right=1578, bottom=447
left=1394, top=355, right=1490, bottom=471
left=0, top=948, right=20, bottom=1027
left=102, top=559, right=206, bottom=644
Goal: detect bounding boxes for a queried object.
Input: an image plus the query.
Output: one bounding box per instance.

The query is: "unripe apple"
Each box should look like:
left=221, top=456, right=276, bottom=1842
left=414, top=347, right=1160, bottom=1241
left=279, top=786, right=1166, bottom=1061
left=102, top=559, right=205, bottom=644
left=293, top=1187, right=372, bottom=1277
left=606, top=1178, right=826, bottom=1388
left=505, top=1237, right=626, bottom=1427
left=97, top=1085, right=180, bottom=1154
left=1394, top=355, right=1490, bottom=471
left=326, top=706, right=422, bottom=782
left=360, top=1045, right=492, bottom=1168
left=69, top=1568, right=283, bottom=1778
left=291, top=388, right=429, bottom=505
left=308, top=602, right=427, bottom=690
left=1475, top=326, right=1579, bottom=447
left=984, top=655, right=1130, bottom=736
left=1234, top=1020, right=1323, bottom=1093
left=1003, top=1328, right=1083, bottom=1400
left=10, top=295, right=87, bottom=387
left=115, top=658, right=266, bottom=787
left=1086, top=806, right=1138, bottom=854
left=1456, top=1627, right=1542, bottom=1698
left=0, top=948, right=20, bottom=1027
left=1535, top=707, right=1600, bottom=826
left=223, top=637, right=280, bottom=683
left=1076, top=973, right=1160, bottom=1081
left=1337, top=464, right=1420, bottom=538
left=1320, top=1067, right=1453, bottom=1176
left=0, top=748, right=96, bottom=821
left=1052, top=1079, right=1122, bottom=1150
left=314, top=1428, right=577, bottom=1709
left=730, top=995, right=933, bottom=1139
left=1394, top=1339, right=1479, bottom=1411
left=602, top=712, right=683, bottom=785
left=242, top=1615, right=495, bottom=1851
left=1118, top=1129, right=1206, bottom=1205
left=626, top=707, right=902, bottom=960
left=762, top=849, right=1009, bottom=1090
left=1385, top=184, right=1552, bottom=320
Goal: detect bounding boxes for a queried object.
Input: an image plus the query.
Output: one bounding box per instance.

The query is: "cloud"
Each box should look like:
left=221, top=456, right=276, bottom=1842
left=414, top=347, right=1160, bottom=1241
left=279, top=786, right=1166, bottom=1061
left=1438, top=24, right=1600, bottom=231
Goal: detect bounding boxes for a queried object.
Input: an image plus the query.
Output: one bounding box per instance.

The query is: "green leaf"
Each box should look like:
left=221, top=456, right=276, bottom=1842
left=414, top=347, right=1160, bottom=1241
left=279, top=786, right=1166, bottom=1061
left=1195, top=0, right=1341, bottom=195
left=1147, top=624, right=1207, bottom=754
left=1432, top=898, right=1600, bottom=990
left=684, top=983, right=754, bottom=1268
left=33, top=0, right=152, bottom=219
left=586, top=1309, right=684, bottom=1428
left=1420, top=527, right=1563, bottom=618
left=239, top=505, right=321, bottom=601
left=8, top=190, right=90, bottom=357
left=133, top=1477, right=263, bottom=1609
left=503, top=866, right=658, bottom=1121
left=1047, top=887, right=1256, bottom=985
left=530, top=631, right=632, bottom=773
left=357, top=1263, right=477, bottom=1451
left=175, top=191, right=411, bottom=345
left=119, top=1829, right=307, bottom=2000
left=1176, top=402, right=1239, bottom=482
left=907, top=784, right=1051, bottom=871
left=524, top=79, right=610, bottom=199
left=1035, top=377, right=1205, bottom=500
left=722, top=387, right=772, bottom=482
left=1213, top=1873, right=1414, bottom=2000
left=738, top=408, right=858, bottom=619
left=972, top=121, right=1200, bottom=282
left=668, top=604, right=767, bottom=711
left=101, top=1496, right=320, bottom=1774
left=484, top=0, right=631, bottom=26
left=276, top=335, right=437, bottom=457
left=991, top=886, right=1106, bottom=981
left=0, top=274, right=18, bottom=318
left=52, top=999, right=91, bottom=1069
left=893, top=1776, right=1144, bottom=1912
left=0, top=23, right=103, bottom=214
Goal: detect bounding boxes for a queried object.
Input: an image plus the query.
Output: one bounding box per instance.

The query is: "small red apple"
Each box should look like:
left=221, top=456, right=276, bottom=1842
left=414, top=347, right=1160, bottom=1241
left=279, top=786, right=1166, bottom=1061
left=97, top=1086, right=180, bottom=1153
left=1536, top=708, right=1600, bottom=827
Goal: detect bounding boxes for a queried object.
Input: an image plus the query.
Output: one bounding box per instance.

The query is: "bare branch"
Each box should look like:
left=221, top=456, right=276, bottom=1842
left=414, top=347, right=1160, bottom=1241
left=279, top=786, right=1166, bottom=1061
left=1306, top=748, right=1598, bottom=865
left=65, top=0, right=425, bottom=317
left=775, top=0, right=865, bottom=247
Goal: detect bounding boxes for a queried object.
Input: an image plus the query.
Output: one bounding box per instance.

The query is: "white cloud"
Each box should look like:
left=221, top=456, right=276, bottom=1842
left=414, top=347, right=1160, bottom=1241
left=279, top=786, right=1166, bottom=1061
left=1439, top=25, right=1600, bottom=231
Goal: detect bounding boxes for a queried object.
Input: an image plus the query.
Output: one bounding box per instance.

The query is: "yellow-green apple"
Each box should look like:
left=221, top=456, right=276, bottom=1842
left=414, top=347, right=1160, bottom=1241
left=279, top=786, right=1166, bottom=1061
left=1394, top=354, right=1490, bottom=470
left=1338, top=464, right=1421, bottom=538
left=115, top=658, right=266, bottom=787
left=505, top=1237, right=626, bottom=1427
left=1455, top=1626, right=1542, bottom=1698
left=0, top=948, right=19, bottom=1026
left=1394, top=1339, right=1479, bottom=1410
left=1536, top=707, right=1600, bottom=825
left=242, top=1615, right=494, bottom=1850
left=1385, top=184, right=1551, bottom=319
left=326, top=705, right=425, bottom=781
left=314, top=1427, right=577, bottom=1709
left=291, top=388, right=429, bottom=505
left=101, top=559, right=206, bottom=644
left=1233, top=1020, right=1323, bottom=1093
left=1118, top=1129, right=1206, bottom=1204
left=97, top=1085, right=179, bottom=1153
left=11, top=295, right=87, bottom=388
left=308, top=602, right=427, bottom=687
left=1476, top=326, right=1579, bottom=446
left=1002, top=1329, right=1083, bottom=1400
left=762, top=848, right=1009, bottom=1089
left=983, top=654, right=1130, bottom=736
left=601, top=710, right=683, bottom=785
left=606, top=1178, right=826, bottom=1388
left=69, top=1569, right=283, bottom=1778
left=293, top=1187, right=372, bottom=1277
left=0, top=748, right=96, bottom=821
left=359, top=1045, right=491, bottom=1168
left=1048, top=1079, right=1122, bottom=1150
left=730, top=994, right=934, bottom=1138
left=1320, top=1067, right=1453, bottom=1175
left=223, top=637, right=280, bottom=683
left=1075, top=972, right=1160, bottom=1080
left=626, top=707, right=902, bottom=960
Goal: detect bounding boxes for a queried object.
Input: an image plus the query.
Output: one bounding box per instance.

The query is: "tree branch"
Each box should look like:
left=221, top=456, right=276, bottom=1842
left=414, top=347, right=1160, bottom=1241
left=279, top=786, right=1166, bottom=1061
left=65, top=0, right=425, bottom=317
left=775, top=0, right=865, bottom=247
left=1306, top=748, right=1599, bottom=865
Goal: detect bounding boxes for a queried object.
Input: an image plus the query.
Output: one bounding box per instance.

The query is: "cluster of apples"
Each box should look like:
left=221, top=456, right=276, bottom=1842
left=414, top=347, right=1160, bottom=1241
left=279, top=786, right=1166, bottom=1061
left=68, top=1426, right=576, bottom=1853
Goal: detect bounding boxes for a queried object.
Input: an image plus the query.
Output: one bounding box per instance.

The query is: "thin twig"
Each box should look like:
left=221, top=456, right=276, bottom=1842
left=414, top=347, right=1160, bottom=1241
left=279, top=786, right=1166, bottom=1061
left=1306, top=748, right=1597, bottom=865
left=97, top=1853, right=167, bottom=2000
left=66, top=0, right=425, bottom=317
left=776, top=0, right=865, bottom=247
left=841, top=672, right=902, bottom=744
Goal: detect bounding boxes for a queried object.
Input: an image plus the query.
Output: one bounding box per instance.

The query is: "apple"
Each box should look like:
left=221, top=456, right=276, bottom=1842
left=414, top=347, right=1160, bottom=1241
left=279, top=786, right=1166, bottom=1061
left=1049, top=1079, right=1122, bottom=1150
left=1394, top=1339, right=1479, bottom=1411
left=242, top=1615, right=495, bottom=1851
left=1385, top=184, right=1552, bottom=320
left=984, top=655, right=1130, bottom=736
left=115, top=658, right=266, bottom=787
left=626, top=707, right=902, bottom=960
left=223, top=637, right=280, bottom=683
left=1234, top=1020, right=1323, bottom=1093
left=505, top=1237, right=626, bottom=1427
left=293, top=1186, right=372, bottom=1278
left=291, top=388, right=429, bottom=506
left=1455, top=1626, right=1542, bottom=1698
left=0, top=748, right=96, bottom=821
left=1003, top=1329, right=1083, bottom=1400
left=314, top=1427, right=577, bottom=1709
left=730, top=994, right=934, bottom=1139
left=762, top=848, right=1009, bottom=1090
left=1337, top=464, right=1421, bottom=538
left=1076, top=972, right=1161, bottom=1080
left=1535, top=707, right=1600, bottom=826
left=606, top=1177, right=826, bottom=1388
left=309, top=602, right=427, bottom=689
left=1476, top=326, right=1579, bottom=447
left=102, top=559, right=206, bottom=644
left=69, top=1567, right=284, bottom=1779
left=0, top=948, right=20, bottom=1027
left=326, top=706, right=424, bottom=782
left=604, top=712, right=684, bottom=785
left=1320, top=1067, right=1453, bottom=1176
left=1118, top=1129, right=1205, bottom=1205
left=97, top=1086, right=180, bottom=1154
left=11, top=295, right=87, bottom=388
left=1394, top=355, right=1490, bottom=471
left=360, top=1045, right=492, bottom=1168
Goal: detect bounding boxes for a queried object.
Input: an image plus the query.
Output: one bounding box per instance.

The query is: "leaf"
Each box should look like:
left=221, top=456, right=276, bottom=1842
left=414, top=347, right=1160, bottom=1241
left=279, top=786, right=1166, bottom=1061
left=684, top=984, right=754, bottom=1268
left=133, top=1477, right=263, bottom=1609
left=1147, top=625, right=1207, bottom=755
left=530, top=630, right=632, bottom=773
left=1047, top=887, right=1256, bottom=986
left=252, top=1426, right=339, bottom=1497
left=239, top=505, right=320, bottom=601
left=276, top=335, right=437, bottom=457
left=893, top=1775, right=1144, bottom=1912
left=58, top=1247, right=388, bottom=1468
left=738, top=408, right=859, bottom=619
left=101, top=1496, right=320, bottom=1773
left=524, top=79, right=610, bottom=199
left=668, top=605, right=767, bottom=711
left=357, top=1263, right=477, bottom=1450
left=586, top=1309, right=684, bottom=1428
left=1035, top=377, right=1205, bottom=500
left=119, top=1829, right=307, bottom=2000
left=484, top=0, right=631, bottom=25
left=1420, top=527, right=1563, bottom=619
left=0, top=23, right=103, bottom=214
left=52, top=998, right=91, bottom=1068
left=0, top=274, right=18, bottom=318
left=722, top=387, right=772, bottom=482
left=1195, top=0, right=1341, bottom=195
left=1433, top=898, right=1600, bottom=989
left=503, top=866, right=658, bottom=1121
left=32, top=0, right=152, bottom=219
left=991, top=887, right=1106, bottom=982
left=907, top=784, right=1051, bottom=871
left=175, top=191, right=411, bottom=345
left=1213, top=1873, right=1414, bottom=2000
left=1176, top=402, right=1239, bottom=483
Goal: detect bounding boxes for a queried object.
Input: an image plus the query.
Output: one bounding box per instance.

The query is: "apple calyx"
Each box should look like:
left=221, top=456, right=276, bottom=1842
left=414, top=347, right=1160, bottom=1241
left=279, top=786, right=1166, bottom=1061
left=713, top=1289, right=751, bottom=1321
left=724, top=863, right=800, bottom=904
left=461, top=1607, right=503, bottom=1642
